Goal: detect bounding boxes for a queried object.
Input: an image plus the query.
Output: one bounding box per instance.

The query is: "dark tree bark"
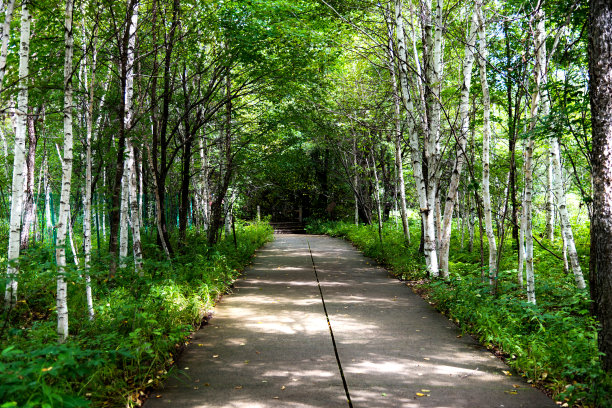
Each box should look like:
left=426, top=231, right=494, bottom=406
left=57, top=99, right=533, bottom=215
left=179, top=122, right=194, bottom=244
left=588, top=0, right=612, bottom=371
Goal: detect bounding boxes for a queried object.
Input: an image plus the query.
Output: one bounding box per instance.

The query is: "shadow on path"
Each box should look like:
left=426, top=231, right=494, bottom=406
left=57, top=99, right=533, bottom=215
left=144, top=234, right=556, bottom=408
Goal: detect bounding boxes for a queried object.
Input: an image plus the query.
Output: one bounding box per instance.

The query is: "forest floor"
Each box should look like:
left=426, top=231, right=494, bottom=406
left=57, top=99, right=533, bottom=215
left=144, top=234, right=556, bottom=408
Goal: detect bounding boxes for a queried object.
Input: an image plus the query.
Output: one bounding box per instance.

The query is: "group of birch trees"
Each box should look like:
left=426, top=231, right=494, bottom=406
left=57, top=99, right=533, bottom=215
left=312, top=0, right=611, bottom=367
left=1, top=0, right=333, bottom=341
left=316, top=0, right=590, bottom=303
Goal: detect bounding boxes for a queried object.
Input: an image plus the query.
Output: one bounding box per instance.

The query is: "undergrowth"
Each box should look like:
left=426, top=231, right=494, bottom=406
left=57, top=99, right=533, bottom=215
left=307, top=219, right=611, bottom=408
left=0, top=221, right=273, bottom=407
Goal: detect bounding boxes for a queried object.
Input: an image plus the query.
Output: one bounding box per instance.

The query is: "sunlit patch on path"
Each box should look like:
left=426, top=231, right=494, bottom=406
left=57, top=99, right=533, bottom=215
left=145, top=234, right=556, bottom=408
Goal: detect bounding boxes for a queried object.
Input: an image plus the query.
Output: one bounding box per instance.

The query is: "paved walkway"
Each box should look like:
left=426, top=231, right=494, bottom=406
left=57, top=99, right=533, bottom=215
left=145, top=234, right=556, bottom=408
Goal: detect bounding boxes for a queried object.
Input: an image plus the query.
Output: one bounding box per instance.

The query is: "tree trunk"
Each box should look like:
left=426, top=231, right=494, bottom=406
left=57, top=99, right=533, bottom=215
left=119, top=166, right=129, bottom=267
left=20, top=110, right=38, bottom=249
left=109, top=1, right=138, bottom=278
left=385, top=12, right=410, bottom=243
left=0, top=0, right=15, bottom=90
left=83, top=42, right=95, bottom=321
left=370, top=153, right=383, bottom=245
left=476, top=4, right=498, bottom=292
left=56, top=0, right=75, bottom=342
left=4, top=1, right=31, bottom=308
left=551, top=138, right=585, bottom=288
left=124, top=2, right=142, bottom=274
left=588, top=0, right=612, bottom=371
left=198, top=135, right=210, bottom=230
left=545, top=154, right=555, bottom=240
left=439, top=9, right=478, bottom=277
left=524, top=7, right=547, bottom=305
left=396, top=0, right=439, bottom=276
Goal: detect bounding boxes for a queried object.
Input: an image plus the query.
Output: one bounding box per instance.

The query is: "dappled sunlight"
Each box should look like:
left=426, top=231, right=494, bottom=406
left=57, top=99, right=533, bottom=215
left=146, top=234, right=555, bottom=408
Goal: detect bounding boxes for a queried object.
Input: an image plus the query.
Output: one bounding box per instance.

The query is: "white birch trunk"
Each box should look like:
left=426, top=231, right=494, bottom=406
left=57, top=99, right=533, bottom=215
left=44, top=163, right=52, bottom=237
left=396, top=0, right=439, bottom=276
left=82, top=21, right=95, bottom=321
left=562, top=227, right=569, bottom=274
left=524, top=8, right=547, bottom=305
left=102, top=172, right=106, bottom=237
left=4, top=2, right=30, bottom=308
left=124, top=2, right=143, bottom=275
left=551, top=138, right=586, bottom=288
left=0, top=0, right=15, bottom=89
left=545, top=154, right=555, bottom=240
left=370, top=153, right=384, bottom=242
left=386, top=8, right=410, bottom=244
left=119, top=166, right=129, bottom=267
left=423, top=0, right=444, bottom=276
left=524, top=137, right=536, bottom=304
left=56, top=0, right=75, bottom=342
left=439, top=9, right=478, bottom=277
left=518, top=192, right=526, bottom=289
left=353, top=137, right=359, bottom=225
left=476, top=4, right=498, bottom=289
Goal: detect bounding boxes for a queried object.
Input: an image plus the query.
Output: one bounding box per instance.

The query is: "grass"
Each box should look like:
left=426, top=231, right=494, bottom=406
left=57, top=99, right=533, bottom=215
left=0, top=220, right=273, bottom=407
left=306, top=218, right=611, bottom=408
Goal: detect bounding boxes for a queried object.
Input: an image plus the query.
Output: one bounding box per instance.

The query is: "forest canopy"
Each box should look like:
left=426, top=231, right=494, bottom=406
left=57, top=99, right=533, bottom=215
left=1, top=0, right=611, bottom=406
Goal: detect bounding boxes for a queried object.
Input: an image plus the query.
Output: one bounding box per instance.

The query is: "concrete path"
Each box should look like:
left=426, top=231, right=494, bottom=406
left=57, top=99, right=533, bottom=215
left=145, top=235, right=556, bottom=408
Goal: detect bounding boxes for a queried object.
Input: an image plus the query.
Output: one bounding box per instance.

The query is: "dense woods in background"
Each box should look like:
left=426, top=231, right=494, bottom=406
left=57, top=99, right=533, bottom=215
left=0, top=0, right=611, bottom=406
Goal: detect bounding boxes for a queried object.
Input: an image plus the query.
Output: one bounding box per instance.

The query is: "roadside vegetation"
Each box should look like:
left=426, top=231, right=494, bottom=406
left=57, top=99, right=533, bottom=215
left=0, top=221, right=272, bottom=408
left=306, top=219, right=610, bottom=408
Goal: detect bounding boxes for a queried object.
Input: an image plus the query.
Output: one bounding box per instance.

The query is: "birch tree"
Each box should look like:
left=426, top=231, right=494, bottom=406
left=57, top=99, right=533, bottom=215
left=4, top=1, right=31, bottom=308
left=56, top=0, right=75, bottom=342
left=124, top=1, right=143, bottom=274
left=395, top=0, right=440, bottom=276
left=0, top=0, right=15, bottom=90
left=438, top=7, right=478, bottom=277
left=385, top=6, right=410, bottom=244
left=476, top=3, right=498, bottom=290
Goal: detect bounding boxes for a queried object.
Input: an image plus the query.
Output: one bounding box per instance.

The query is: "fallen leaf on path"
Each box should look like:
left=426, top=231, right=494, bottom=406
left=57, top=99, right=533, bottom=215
left=193, top=387, right=199, bottom=390
left=244, top=360, right=249, bottom=364
left=502, top=370, right=512, bottom=376
left=213, top=355, right=219, bottom=358
left=204, top=383, right=210, bottom=386
left=381, top=393, right=387, bottom=397
left=155, top=395, right=162, bottom=398
left=512, top=384, right=520, bottom=389
left=423, top=358, right=430, bottom=361
left=421, top=389, right=430, bottom=393
left=504, top=390, right=518, bottom=395
left=197, top=344, right=203, bottom=347
left=415, top=393, right=427, bottom=397
left=281, top=386, right=286, bottom=390
left=234, top=385, right=243, bottom=390
left=456, top=335, right=462, bottom=338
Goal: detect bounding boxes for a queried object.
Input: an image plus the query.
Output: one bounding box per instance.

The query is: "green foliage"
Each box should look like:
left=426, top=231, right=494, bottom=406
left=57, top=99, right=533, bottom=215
left=0, top=222, right=273, bottom=407
left=309, top=219, right=610, bottom=407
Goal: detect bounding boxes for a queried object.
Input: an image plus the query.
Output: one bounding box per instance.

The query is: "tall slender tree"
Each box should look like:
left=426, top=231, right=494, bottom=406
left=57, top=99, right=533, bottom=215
left=588, top=0, right=612, bottom=371
left=4, top=1, right=31, bottom=308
